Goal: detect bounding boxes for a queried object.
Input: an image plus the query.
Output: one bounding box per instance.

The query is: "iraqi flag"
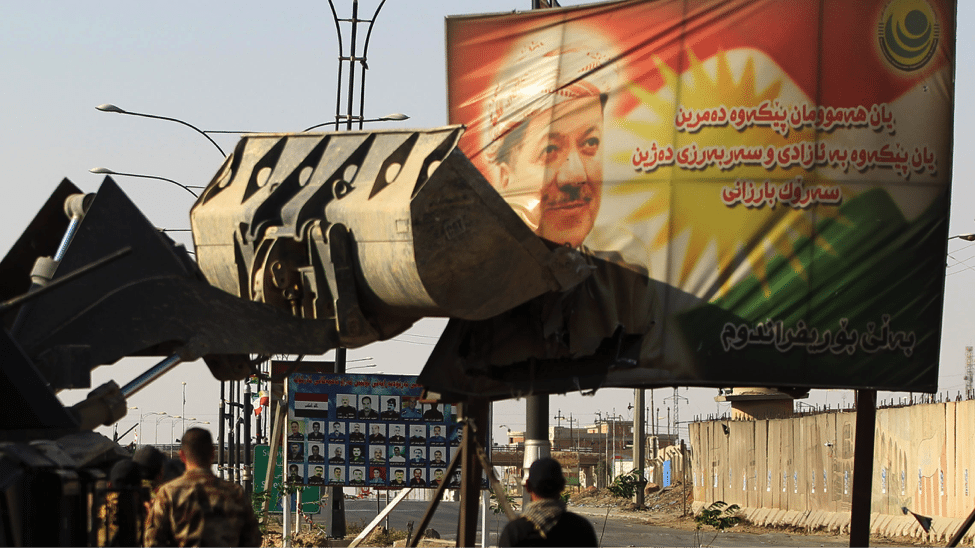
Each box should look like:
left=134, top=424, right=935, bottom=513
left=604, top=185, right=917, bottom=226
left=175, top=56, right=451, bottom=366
left=294, top=392, right=329, bottom=419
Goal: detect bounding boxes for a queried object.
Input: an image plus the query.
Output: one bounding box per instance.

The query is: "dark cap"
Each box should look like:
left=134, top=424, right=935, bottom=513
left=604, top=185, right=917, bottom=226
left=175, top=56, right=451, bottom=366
left=110, top=459, right=141, bottom=488
left=132, top=446, right=165, bottom=479
left=525, top=457, right=565, bottom=498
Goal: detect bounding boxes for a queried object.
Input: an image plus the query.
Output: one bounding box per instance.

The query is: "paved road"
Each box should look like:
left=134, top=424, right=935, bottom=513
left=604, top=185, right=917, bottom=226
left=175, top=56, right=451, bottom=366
left=314, top=499, right=867, bottom=547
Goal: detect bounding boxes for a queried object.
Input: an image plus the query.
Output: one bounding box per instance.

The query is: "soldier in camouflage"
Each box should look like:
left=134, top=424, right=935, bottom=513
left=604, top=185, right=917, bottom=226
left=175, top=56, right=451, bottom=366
left=143, top=428, right=261, bottom=547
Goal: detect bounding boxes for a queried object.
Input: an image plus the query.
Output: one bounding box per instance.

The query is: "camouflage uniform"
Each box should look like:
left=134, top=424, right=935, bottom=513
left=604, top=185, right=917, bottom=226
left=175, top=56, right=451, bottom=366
left=143, top=469, right=261, bottom=547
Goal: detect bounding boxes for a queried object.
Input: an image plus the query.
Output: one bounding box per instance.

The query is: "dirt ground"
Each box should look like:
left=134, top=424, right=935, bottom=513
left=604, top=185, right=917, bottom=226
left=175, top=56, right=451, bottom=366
left=569, top=482, right=925, bottom=546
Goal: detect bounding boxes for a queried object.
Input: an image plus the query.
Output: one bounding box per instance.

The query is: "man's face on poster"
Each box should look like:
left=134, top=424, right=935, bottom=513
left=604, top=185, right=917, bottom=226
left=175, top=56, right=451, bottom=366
left=312, top=422, right=321, bottom=432
left=290, top=465, right=298, bottom=475
left=498, top=95, right=604, bottom=249
left=315, top=467, right=324, bottom=478
left=372, top=469, right=382, bottom=479
left=361, top=397, right=372, bottom=411
left=291, top=422, right=300, bottom=434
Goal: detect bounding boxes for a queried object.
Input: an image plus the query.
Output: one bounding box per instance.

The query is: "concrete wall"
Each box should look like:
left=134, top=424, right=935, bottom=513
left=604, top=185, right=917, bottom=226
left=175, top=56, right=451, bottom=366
left=689, top=399, right=975, bottom=543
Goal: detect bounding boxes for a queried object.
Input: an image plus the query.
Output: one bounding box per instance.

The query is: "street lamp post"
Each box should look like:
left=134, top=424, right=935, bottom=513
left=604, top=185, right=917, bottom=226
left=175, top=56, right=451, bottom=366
left=182, top=382, right=187, bottom=439
left=95, top=103, right=226, bottom=157
left=301, top=113, right=408, bottom=132
left=89, top=167, right=200, bottom=198
left=154, top=413, right=173, bottom=445
left=139, top=411, right=165, bottom=447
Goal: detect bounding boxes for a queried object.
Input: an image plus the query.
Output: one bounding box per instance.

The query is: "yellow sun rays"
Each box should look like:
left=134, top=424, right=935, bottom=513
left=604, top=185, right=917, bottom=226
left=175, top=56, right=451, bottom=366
left=611, top=49, right=845, bottom=299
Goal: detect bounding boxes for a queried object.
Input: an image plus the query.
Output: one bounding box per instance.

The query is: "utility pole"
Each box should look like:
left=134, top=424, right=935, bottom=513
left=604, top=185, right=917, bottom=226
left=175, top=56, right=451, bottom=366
left=524, top=395, right=551, bottom=498
left=634, top=389, right=646, bottom=507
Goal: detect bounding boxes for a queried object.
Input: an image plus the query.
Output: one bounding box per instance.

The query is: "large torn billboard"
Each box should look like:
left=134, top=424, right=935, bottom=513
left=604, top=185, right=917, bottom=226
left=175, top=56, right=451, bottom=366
left=420, top=0, right=954, bottom=398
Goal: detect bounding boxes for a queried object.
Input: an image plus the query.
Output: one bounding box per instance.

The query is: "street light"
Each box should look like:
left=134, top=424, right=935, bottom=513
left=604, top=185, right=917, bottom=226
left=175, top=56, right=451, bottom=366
left=301, top=113, right=409, bottom=132
left=154, top=413, right=173, bottom=444
left=95, top=103, right=226, bottom=157
left=182, top=382, right=187, bottom=438
left=89, top=167, right=199, bottom=198
left=139, top=411, right=165, bottom=446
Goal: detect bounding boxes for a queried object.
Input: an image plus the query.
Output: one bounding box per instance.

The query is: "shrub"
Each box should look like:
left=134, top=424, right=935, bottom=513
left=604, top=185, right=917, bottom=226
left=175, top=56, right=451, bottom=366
left=607, top=470, right=643, bottom=499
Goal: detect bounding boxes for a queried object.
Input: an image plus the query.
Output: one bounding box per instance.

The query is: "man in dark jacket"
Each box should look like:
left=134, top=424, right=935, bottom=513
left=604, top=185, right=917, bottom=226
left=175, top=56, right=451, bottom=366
left=498, top=457, right=597, bottom=547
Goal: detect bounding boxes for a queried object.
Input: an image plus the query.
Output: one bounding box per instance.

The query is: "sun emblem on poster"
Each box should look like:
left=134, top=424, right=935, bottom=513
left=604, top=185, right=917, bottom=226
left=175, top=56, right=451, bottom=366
left=878, top=0, right=940, bottom=71
left=611, top=49, right=849, bottom=301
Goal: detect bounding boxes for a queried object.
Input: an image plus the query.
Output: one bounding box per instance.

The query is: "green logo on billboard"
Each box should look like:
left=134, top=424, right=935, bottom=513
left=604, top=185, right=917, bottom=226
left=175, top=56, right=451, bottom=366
left=878, top=0, right=939, bottom=71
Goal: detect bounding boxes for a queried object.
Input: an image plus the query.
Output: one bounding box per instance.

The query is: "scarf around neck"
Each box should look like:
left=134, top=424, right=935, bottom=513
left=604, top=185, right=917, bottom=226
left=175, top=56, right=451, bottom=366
left=522, top=498, right=567, bottom=538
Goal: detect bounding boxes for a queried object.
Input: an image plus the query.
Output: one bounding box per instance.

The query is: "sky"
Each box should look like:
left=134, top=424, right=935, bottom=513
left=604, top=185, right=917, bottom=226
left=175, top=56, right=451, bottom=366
left=1, top=0, right=973, bottom=448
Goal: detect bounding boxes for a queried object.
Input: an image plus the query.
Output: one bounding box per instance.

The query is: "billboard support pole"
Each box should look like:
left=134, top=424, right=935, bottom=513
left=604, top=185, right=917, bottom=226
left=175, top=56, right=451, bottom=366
left=260, top=402, right=285, bottom=523
left=522, top=394, right=551, bottom=499
left=634, top=389, right=646, bottom=507
left=459, top=399, right=489, bottom=547
left=325, top=349, right=347, bottom=538
left=849, top=389, right=877, bottom=547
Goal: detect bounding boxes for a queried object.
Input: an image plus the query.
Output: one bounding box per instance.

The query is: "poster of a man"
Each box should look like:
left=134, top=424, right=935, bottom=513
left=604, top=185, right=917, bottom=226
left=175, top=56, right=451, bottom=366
left=380, top=397, right=400, bottom=420
left=287, top=443, right=303, bottom=462
left=368, top=467, right=387, bottom=486
left=422, top=403, right=444, bottom=422
left=400, top=397, right=421, bottom=420
left=349, top=445, right=366, bottom=464
left=328, top=445, right=345, bottom=464
left=409, top=425, right=426, bottom=444
left=307, top=421, right=325, bottom=441
left=329, top=422, right=346, bottom=441
left=307, top=444, right=325, bottom=463
left=430, top=468, right=445, bottom=487
left=390, top=469, right=407, bottom=487
left=308, top=466, right=325, bottom=485
left=368, top=424, right=386, bottom=443
left=349, top=467, right=366, bottom=486
left=389, top=425, right=406, bottom=444
left=349, top=423, right=366, bottom=443
left=358, top=396, right=379, bottom=419
left=389, top=446, right=406, bottom=465
left=428, top=425, right=447, bottom=445
left=409, top=469, right=426, bottom=487
left=433, top=0, right=954, bottom=398
left=329, top=467, right=344, bottom=485
left=370, top=446, right=386, bottom=464
left=335, top=395, right=357, bottom=419
left=288, top=464, right=302, bottom=484
left=288, top=421, right=304, bottom=441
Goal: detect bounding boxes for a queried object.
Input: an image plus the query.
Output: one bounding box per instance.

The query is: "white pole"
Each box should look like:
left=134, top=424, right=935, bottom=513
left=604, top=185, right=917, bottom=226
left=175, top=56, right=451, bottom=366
left=480, top=490, right=489, bottom=548
left=295, top=491, right=301, bottom=535
left=282, top=493, right=291, bottom=548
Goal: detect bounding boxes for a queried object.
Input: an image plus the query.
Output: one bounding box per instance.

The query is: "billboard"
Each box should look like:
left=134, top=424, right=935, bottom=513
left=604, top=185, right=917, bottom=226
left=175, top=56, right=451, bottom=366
left=424, top=0, right=954, bottom=398
left=287, top=374, right=461, bottom=489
